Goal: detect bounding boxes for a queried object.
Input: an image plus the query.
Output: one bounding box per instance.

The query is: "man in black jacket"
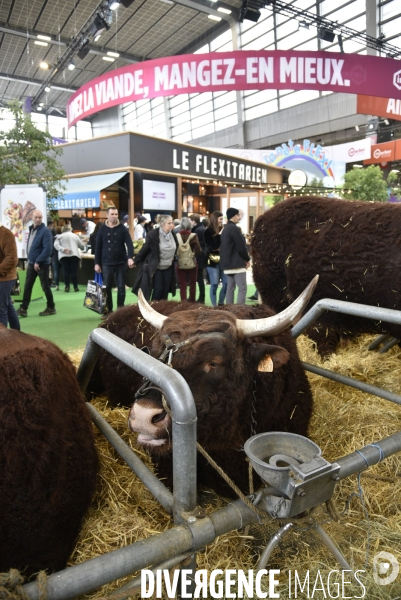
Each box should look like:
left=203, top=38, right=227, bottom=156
left=189, top=213, right=206, bottom=303
left=95, top=207, right=134, bottom=312
left=219, top=207, right=250, bottom=305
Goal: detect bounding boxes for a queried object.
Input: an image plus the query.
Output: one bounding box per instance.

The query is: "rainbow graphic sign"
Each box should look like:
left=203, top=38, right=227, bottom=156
left=261, top=139, right=335, bottom=181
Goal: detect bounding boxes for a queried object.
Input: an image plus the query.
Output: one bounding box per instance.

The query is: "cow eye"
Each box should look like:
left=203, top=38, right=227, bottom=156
left=204, top=357, right=224, bottom=372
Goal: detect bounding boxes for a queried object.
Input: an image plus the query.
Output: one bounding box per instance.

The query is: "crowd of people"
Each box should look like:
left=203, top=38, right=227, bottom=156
left=132, top=208, right=252, bottom=306
left=1, top=207, right=254, bottom=329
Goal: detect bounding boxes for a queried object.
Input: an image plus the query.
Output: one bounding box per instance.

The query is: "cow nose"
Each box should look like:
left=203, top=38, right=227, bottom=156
left=152, top=410, right=167, bottom=424
left=128, top=402, right=170, bottom=435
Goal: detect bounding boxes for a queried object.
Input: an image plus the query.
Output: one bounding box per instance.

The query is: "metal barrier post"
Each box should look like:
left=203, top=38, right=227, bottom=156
left=77, top=328, right=197, bottom=524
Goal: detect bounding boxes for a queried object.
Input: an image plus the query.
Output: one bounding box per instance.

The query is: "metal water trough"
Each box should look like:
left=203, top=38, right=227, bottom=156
left=20, top=310, right=401, bottom=600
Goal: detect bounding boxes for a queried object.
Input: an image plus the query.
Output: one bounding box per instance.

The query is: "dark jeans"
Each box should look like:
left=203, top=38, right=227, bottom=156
left=60, top=256, right=80, bottom=288
left=196, top=265, right=205, bottom=301
left=102, top=263, right=128, bottom=311
left=0, top=280, right=20, bottom=329
left=21, top=263, right=55, bottom=310
left=176, top=265, right=197, bottom=302
left=152, top=266, right=173, bottom=301
left=52, top=257, right=61, bottom=286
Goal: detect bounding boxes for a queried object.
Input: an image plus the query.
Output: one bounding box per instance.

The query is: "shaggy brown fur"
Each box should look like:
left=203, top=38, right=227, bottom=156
left=89, top=302, right=313, bottom=497
left=252, top=196, right=401, bottom=356
left=0, top=327, right=99, bottom=577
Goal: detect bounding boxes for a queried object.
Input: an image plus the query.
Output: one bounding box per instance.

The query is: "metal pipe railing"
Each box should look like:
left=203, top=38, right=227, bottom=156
left=379, top=337, right=400, bottom=354
left=291, top=298, right=401, bottom=339
left=22, top=500, right=258, bottom=600
left=336, top=432, right=401, bottom=480
left=86, top=402, right=174, bottom=514
left=302, top=362, right=401, bottom=406
left=368, top=334, right=389, bottom=351
left=77, top=329, right=197, bottom=524
left=291, top=298, right=401, bottom=405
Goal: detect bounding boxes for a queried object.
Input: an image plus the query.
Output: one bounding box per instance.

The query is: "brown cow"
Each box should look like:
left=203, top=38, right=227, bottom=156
left=0, top=327, right=99, bottom=577
left=90, top=280, right=316, bottom=497
left=252, top=196, right=401, bottom=356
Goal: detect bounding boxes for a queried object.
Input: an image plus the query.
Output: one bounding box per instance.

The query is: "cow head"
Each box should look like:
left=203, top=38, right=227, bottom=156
left=128, top=276, right=318, bottom=454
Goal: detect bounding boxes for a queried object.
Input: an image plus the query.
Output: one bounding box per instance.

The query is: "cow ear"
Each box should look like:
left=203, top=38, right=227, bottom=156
left=249, top=343, right=290, bottom=372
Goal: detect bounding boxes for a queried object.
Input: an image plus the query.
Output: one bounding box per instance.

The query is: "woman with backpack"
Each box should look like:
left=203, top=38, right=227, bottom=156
left=204, top=211, right=228, bottom=307
left=176, top=217, right=201, bottom=303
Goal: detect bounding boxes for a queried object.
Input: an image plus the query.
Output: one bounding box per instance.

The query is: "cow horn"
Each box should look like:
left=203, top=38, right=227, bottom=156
left=236, top=275, right=319, bottom=338
left=137, top=289, right=168, bottom=329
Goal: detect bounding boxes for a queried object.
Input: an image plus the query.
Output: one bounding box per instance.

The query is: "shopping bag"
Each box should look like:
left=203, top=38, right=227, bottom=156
left=83, top=272, right=108, bottom=314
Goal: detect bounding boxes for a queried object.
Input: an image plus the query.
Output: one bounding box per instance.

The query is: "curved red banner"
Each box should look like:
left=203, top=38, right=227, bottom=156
left=66, top=50, right=401, bottom=128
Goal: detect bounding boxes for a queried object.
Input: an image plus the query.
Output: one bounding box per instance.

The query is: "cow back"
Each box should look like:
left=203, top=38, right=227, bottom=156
left=252, top=196, right=401, bottom=352
left=0, top=327, right=99, bottom=576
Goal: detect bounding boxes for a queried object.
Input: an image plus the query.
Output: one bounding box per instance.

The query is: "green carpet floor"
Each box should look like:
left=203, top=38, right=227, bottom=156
left=15, top=283, right=258, bottom=352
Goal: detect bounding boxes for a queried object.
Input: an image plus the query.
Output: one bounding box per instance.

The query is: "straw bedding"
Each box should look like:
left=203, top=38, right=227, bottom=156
left=67, top=335, right=401, bottom=599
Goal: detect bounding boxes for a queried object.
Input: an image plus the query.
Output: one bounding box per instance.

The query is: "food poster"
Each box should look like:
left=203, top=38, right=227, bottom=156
left=1, top=185, right=47, bottom=258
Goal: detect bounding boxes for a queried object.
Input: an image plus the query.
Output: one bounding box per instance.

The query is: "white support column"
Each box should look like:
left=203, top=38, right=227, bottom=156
left=366, top=0, right=378, bottom=56
left=163, top=97, right=172, bottom=139
left=232, top=21, right=246, bottom=148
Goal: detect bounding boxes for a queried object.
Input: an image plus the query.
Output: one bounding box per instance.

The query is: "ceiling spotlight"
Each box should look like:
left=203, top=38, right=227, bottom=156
left=107, top=51, right=120, bottom=57
left=298, top=20, right=309, bottom=29
left=34, top=40, right=48, bottom=47
left=77, top=40, right=90, bottom=60
left=317, top=27, right=336, bottom=43
left=217, top=7, right=231, bottom=13
left=384, top=119, right=390, bottom=125
left=208, top=14, right=221, bottom=21
left=102, top=56, right=115, bottom=62
left=109, top=0, right=120, bottom=9
left=37, top=106, right=43, bottom=111
left=37, top=34, right=51, bottom=41
left=240, top=7, right=261, bottom=22
left=355, top=125, right=360, bottom=132
left=103, top=8, right=113, bottom=26
left=39, top=61, right=49, bottom=69
left=67, top=62, right=76, bottom=70
left=89, top=14, right=111, bottom=41
left=44, top=86, right=51, bottom=92
left=39, top=102, right=44, bottom=107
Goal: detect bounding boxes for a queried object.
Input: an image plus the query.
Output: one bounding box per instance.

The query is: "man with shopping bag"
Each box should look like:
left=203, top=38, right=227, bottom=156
left=94, top=207, right=134, bottom=313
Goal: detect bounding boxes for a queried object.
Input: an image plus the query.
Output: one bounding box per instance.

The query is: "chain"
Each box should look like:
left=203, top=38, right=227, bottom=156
left=250, top=379, right=258, bottom=438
